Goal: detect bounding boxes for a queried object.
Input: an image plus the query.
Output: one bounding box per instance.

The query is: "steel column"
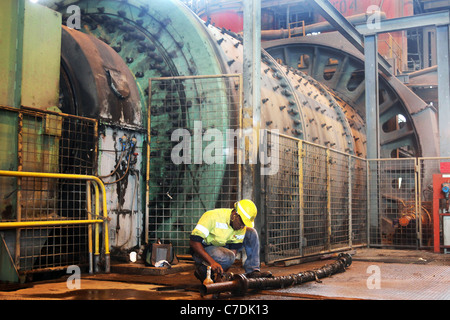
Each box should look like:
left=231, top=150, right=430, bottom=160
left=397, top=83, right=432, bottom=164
left=365, top=34, right=381, bottom=238
left=355, top=10, right=450, bottom=157
left=364, top=34, right=380, bottom=160
left=436, top=25, right=450, bottom=157
left=242, top=0, right=261, bottom=215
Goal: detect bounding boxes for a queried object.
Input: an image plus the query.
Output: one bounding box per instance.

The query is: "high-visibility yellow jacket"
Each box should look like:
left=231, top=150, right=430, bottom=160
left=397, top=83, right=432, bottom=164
left=191, top=208, right=246, bottom=247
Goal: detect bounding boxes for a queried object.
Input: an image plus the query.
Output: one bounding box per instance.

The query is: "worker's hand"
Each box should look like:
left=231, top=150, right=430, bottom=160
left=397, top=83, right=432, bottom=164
left=210, top=261, right=223, bottom=275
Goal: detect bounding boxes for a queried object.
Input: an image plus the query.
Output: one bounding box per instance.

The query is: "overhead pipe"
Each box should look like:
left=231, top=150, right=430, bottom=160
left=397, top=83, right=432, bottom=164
left=260, top=12, right=386, bottom=40
left=200, top=253, right=353, bottom=296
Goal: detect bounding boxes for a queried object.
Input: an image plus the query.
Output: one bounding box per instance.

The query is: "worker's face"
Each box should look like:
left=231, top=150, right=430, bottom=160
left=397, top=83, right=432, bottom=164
left=231, top=210, right=245, bottom=230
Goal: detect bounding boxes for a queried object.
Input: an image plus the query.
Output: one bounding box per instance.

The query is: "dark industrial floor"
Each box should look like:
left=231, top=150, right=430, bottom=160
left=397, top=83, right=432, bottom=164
left=0, top=248, right=448, bottom=302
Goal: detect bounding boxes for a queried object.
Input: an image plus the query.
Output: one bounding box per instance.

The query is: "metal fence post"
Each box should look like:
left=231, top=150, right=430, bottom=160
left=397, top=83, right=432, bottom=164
left=298, top=140, right=304, bottom=257
left=15, top=111, right=23, bottom=269
left=86, top=181, right=93, bottom=274
left=415, top=158, right=421, bottom=249
left=145, top=78, right=152, bottom=246
left=348, top=155, right=353, bottom=248
left=366, top=159, right=371, bottom=246
left=326, top=148, right=331, bottom=251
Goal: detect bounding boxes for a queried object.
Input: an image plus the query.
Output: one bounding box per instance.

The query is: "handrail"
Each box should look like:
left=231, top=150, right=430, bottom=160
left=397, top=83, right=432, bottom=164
left=288, top=20, right=305, bottom=38
left=0, top=220, right=103, bottom=228
left=0, top=170, right=110, bottom=273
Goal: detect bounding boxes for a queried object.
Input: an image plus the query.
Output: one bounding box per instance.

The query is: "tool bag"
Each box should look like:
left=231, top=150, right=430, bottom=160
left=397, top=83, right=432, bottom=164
left=144, top=239, right=179, bottom=267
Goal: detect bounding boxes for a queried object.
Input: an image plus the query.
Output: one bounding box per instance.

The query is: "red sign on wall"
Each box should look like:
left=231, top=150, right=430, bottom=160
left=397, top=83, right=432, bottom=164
left=440, top=162, right=450, bottom=173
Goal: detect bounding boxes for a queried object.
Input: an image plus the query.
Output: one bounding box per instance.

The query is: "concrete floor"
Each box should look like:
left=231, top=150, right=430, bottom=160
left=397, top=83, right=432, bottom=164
left=0, top=248, right=449, bottom=302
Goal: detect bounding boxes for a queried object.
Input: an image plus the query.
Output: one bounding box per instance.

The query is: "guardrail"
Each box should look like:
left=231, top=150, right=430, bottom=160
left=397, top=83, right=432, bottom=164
left=0, top=170, right=110, bottom=274
left=263, top=130, right=367, bottom=263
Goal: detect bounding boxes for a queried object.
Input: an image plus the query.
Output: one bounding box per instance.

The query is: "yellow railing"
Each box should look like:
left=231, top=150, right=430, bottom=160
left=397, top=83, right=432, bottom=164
left=288, top=20, right=305, bottom=38
left=0, top=170, right=110, bottom=274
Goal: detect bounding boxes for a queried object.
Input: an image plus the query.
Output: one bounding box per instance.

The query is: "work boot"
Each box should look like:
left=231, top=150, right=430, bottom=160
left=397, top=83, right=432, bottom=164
left=245, top=270, right=273, bottom=279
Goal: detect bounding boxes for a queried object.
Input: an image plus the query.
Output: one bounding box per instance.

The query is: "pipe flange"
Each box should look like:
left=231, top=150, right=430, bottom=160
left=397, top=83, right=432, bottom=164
left=232, top=274, right=249, bottom=296
left=338, top=253, right=353, bottom=268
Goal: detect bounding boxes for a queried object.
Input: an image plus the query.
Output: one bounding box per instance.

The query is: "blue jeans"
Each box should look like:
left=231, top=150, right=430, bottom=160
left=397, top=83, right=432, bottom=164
left=192, top=227, right=261, bottom=278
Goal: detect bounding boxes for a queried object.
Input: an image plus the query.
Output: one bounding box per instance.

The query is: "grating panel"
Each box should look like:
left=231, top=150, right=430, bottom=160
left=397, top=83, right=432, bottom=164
left=0, top=106, right=97, bottom=272
left=302, top=142, right=329, bottom=255
left=274, top=261, right=450, bottom=300
left=330, top=151, right=350, bottom=249
left=264, top=133, right=301, bottom=262
left=147, top=75, right=242, bottom=254
left=367, top=159, right=418, bottom=248
left=351, top=157, right=368, bottom=246
left=264, top=131, right=367, bottom=263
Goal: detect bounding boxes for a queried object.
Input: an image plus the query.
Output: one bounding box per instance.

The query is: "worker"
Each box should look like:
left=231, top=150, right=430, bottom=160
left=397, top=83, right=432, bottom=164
left=190, top=199, right=272, bottom=282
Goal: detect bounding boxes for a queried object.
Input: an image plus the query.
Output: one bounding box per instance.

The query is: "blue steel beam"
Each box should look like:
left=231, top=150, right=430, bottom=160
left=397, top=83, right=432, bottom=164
left=364, top=34, right=380, bottom=160
left=355, top=10, right=450, bottom=158
left=356, top=10, right=450, bottom=35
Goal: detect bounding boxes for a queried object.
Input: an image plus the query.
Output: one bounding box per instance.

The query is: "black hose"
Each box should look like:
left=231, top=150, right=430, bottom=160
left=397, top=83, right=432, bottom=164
left=200, top=253, right=352, bottom=296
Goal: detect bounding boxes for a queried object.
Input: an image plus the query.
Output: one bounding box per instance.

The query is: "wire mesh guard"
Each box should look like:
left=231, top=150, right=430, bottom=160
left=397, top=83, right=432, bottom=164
left=147, top=75, right=242, bottom=254
left=0, top=107, right=97, bottom=271
left=263, top=134, right=445, bottom=262
left=367, top=159, right=418, bottom=248
left=264, top=132, right=367, bottom=263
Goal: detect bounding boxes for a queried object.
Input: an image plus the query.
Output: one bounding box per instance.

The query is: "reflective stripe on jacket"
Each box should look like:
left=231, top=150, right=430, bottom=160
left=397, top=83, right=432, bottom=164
left=191, top=208, right=246, bottom=247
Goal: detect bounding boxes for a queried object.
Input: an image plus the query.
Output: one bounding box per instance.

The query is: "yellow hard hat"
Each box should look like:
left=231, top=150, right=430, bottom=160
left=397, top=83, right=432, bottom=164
left=234, top=199, right=257, bottom=228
